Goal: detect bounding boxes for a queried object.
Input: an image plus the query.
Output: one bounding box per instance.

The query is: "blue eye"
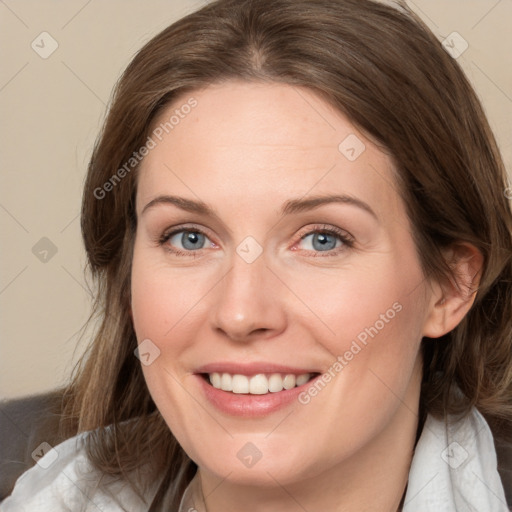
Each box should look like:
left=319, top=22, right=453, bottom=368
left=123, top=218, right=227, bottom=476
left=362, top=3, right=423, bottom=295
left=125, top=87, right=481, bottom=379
left=167, top=230, right=211, bottom=251
left=159, top=226, right=351, bottom=256
left=298, top=231, right=345, bottom=252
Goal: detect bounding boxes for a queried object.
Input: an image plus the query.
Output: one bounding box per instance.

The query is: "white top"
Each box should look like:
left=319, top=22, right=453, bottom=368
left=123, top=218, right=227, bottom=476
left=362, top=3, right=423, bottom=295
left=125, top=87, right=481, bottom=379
left=1, top=407, right=508, bottom=511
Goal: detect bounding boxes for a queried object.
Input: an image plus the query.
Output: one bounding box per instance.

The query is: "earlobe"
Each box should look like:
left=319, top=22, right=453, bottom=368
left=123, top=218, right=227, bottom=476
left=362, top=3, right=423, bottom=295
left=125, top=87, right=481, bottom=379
left=422, top=243, right=483, bottom=339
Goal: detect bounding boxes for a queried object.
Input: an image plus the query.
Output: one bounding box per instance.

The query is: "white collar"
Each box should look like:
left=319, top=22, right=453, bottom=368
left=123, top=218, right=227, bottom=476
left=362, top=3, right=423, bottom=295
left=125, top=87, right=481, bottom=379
left=403, top=407, right=508, bottom=511
left=178, top=407, right=508, bottom=511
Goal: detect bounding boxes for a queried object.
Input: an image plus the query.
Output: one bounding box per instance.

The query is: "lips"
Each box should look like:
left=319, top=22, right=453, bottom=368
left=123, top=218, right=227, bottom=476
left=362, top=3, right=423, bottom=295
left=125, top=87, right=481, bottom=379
left=194, top=362, right=321, bottom=416
left=195, top=362, right=320, bottom=394
left=195, top=362, right=321, bottom=376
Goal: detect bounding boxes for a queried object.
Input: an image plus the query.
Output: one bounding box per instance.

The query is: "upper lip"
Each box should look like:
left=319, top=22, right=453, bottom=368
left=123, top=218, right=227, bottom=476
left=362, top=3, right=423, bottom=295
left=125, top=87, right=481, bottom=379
left=195, top=362, right=320, bottom=376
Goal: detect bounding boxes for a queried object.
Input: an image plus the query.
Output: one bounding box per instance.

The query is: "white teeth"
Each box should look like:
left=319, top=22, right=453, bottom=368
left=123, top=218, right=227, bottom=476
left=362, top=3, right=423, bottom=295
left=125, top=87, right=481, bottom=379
left=268, top=373, right=284, bottom=392
left=232, top=374, right=249, bottom=394
left=282, top=374, right=296, bottom=389
left=249, top=374, right=268, bottom=395
left=210, top=372, right=221, bottom=389
left=295, top=373, right=310, bottom=386
left=208, top=372, right=313, bottom=394
left=221, top=373, right=232, bottom=391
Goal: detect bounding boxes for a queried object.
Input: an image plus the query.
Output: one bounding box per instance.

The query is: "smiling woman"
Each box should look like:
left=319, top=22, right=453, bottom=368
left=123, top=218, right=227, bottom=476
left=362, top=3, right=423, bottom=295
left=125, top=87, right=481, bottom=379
left=2, top=0, right=512, bottom=511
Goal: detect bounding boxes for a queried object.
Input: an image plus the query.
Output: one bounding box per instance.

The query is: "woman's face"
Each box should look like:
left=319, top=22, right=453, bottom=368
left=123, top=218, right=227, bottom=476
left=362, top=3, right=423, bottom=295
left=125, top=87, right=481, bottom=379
left=131, top=81, right=437, bottom=486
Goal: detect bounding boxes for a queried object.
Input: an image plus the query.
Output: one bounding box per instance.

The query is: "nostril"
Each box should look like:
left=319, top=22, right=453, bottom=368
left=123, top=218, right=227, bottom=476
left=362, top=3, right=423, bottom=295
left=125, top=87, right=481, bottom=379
left=251, top=328, right=270, bottom=336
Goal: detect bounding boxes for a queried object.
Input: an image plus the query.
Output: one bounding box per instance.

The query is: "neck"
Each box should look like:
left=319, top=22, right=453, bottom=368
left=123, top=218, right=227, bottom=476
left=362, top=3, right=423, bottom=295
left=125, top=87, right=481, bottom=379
left=196, top=371, right=422, bottom=512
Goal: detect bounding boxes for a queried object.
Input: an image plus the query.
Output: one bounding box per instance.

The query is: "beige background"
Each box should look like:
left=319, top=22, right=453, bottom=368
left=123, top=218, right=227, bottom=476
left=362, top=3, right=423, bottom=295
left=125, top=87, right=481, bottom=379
left=1, top=0, right=511, bottom=399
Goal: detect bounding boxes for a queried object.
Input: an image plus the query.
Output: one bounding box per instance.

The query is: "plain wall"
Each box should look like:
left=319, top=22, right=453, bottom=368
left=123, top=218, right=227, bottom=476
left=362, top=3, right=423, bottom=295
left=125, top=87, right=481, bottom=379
left=1, top=0, right=511, bottom=399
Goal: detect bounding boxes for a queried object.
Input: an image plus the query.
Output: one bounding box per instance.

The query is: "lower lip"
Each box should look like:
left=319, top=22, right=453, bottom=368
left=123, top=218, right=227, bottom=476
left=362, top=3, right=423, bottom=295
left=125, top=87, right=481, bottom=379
left=196, top=374, right=319, bottom=417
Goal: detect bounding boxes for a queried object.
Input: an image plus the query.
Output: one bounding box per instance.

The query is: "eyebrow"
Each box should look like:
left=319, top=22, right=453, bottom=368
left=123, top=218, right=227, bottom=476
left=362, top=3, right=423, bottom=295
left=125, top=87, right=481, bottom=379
left=141, top=193, right=377, bottom=220
left=282, top=194, right=377, bottom=219
left=142, top=195, right=212, bottom=216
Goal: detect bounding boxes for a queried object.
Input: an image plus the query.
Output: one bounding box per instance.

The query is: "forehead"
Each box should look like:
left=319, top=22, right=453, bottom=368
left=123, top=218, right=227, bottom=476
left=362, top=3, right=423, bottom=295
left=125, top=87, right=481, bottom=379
left=136, top=81, right=404, bottom=223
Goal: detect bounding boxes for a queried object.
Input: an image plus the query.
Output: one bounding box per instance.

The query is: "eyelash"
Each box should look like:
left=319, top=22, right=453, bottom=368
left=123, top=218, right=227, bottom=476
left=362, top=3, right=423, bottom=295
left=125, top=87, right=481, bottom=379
left=157, top=223, right=354, bottom=257
left=157, top=224, right=213, bottom=257
left=295, top=224, right=354, bottom=256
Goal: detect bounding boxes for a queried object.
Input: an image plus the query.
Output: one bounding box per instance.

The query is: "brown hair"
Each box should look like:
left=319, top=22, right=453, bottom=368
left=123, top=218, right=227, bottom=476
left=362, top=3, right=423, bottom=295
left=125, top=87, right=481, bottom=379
left=63, top=0, right=512, bottom=507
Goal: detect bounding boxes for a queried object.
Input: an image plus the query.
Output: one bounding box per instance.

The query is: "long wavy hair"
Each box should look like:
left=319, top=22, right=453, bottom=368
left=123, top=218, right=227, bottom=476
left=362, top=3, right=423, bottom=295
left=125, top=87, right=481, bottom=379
left=62, top=0, right=512, bottom=508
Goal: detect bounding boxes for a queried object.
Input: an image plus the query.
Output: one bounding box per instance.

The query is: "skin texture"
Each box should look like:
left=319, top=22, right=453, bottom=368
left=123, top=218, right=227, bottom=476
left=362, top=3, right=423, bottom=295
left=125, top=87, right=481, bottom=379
left=131, top=81, right=482, bottom=511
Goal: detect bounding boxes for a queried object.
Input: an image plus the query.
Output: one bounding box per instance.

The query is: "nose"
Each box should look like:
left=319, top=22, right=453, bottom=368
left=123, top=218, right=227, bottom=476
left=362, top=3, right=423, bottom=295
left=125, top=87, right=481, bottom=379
left=209, top=251, right=287, bottom=342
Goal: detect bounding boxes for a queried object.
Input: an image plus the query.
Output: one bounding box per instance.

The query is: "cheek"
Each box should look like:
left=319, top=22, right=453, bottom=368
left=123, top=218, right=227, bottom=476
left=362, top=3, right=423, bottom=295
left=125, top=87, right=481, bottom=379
left=287, top=255, right=426, bottom=353
left=280, top=270, right=426, bottom=472
left=286, top=253, right=427, bottom=420
left=130, top=247, right=212, bottom=342
left=130, top=246, right=214, bottom=461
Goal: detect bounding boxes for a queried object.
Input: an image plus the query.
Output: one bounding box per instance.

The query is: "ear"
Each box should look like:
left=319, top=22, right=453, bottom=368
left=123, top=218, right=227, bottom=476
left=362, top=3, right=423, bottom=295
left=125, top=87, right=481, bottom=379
left=422, top=242, right=484, bottom=338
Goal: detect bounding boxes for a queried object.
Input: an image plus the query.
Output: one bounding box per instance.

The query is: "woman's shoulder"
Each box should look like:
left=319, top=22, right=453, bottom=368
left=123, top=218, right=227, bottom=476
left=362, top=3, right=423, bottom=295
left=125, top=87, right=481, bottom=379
left=0, top=432, right=159, bottom=512
left=404, top=406, right=509, bottom=512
